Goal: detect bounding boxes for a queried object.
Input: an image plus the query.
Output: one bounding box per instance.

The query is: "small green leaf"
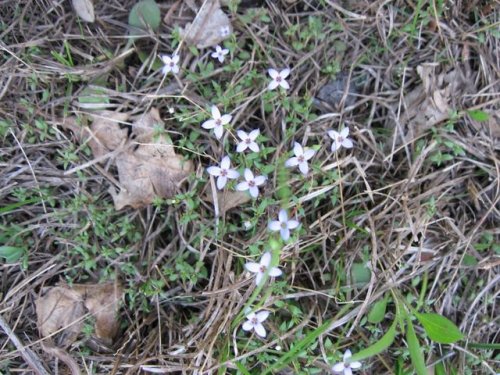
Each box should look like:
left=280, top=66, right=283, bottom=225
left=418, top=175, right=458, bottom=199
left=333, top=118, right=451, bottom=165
left=350, top=318, right=397, bottom=362
left=0, top=246, right=24, bottom=263
left=351, top=262, right=371, bottom=286
left=462, top=254, right=478, bottom=266
left=128, top=0, right=161, bottom=32
left=368, top=296, right=388, bottom=324
left=435, top=362, right=446, bottom=375
left=406, top=317, right=428, bottom=375
left=467, top=109, right=489, bottom=122
left=414, top=313, right=464, bottom=344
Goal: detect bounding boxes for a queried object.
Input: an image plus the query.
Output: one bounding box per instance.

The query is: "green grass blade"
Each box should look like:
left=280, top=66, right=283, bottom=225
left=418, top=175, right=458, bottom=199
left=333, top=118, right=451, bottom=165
left=406, top=317, right=428, bottom=375
left=349, top=317, right=398, bottom=362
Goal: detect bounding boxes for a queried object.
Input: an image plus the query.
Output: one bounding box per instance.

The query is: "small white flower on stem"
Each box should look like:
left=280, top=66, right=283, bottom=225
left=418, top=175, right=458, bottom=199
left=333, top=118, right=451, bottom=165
left=331, top=350, right=362, bottom=375
left=236, top=129, right=260, bottom=153
left=242, top=310, right=270, bottom=338
left=328, top=127, right=353, bottom=152
left=160, top=54, right=180, bottom=75
left=236, top=169, right=266, bottom=198
left=220, top=26, right=231, bottom=38
left=206, top=156, right=239, bottom=190
left=285, top=142, right=316, bottom=175
left=268, top=68, right=290, bottom=90
left=245, top=252, right=283, bottom=286
left=202, top=105, right=232, bottom=139
left=268, top=209, right=299, bottom=241
left=211, top=45, right=229, bottom=63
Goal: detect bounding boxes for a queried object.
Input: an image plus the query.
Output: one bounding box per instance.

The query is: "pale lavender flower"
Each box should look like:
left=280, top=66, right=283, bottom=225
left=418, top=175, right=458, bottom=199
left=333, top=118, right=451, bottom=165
left=206, top=156, right=239, bottom=190
left=236, top=169, right=266, bottom=198
left=236, top=129, right=260, bottom=153
left=202, top=105, right=232, bottom=139
left=268, top=68, right=290, bottom=90
left=160, top=54, right=180, bottom=75
left=331, top=350, right=362, bottom=375
left=328, top=127, right=353, bottom=152
left=242, top=310, right=270, bottom=338
left=245, top=252, right=283, bottom=286
left=268, top=209, right=299, bottom=241
left=211, top=45, right=229, bottom=63
left=285, top=142, right=316, bottom=175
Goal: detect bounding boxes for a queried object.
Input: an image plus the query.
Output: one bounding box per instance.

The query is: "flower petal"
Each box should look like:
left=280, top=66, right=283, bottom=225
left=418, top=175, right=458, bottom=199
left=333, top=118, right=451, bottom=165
left=340, top=127, right=350, bottom=138
left=256, top=310, right=270, bottom=322
left=160, top=55, right=171, bottom=64
left=226, top=169, right=240, bottom=179
left=303, top=149, right=316, bottom=160
left=216, top=176, right=227, bottom=190
left=249, top=186, right=259, bottom=198
left=249, top=129, right=260, bottom=140
left=253, top=176, right=266, bottom=186
left=172, top=54, right=180, bottom=63
left=214, top=125, right=224, bottom=139
left=255, top=272, right=264, bottom=286
left=220, top=156, right=230, bottom=169
left=245, top=262, right=261, bottom=273
left=245, top=312, right=256, bottom=320
left=299, top=161, right=309, bottom=175
left=268, top=267, right=282, bottom=277
left=220, top=114, right=232, bottom=125
left=260, top=252, right=272, bottom=267
left=287, top=219, right=299, bottom=229
left=268, top=68, right=279, bottom=79
left=344, top=368, right=353, bottom=375
left=244, top=168, right=254, bottom=181
left=280, top=68, right=290, bottom=78
left=254, top=323, right=266, bottom=338
left=293, top=142, right=303, bottom=157
left=202, top=119, right=216, bottom=129
left=237, top=130, right=248, bottom=141
left=206, top=166, right=221, bottom=176
left=331, top=363, right=345, bottom=372
left=236, top=142, right=247, bottom=153
left=268, top=80, right=280, bottom=90
left=331, top=141, right=340, bottom=152
left=211, top=105, right=221, bottom=119
left=344, top=350, right=352, bottom=360
left=342, top=138, right=353, bottom=148
left=162, top=66, right=171, bottom=75
left=171, top=65, right=180, bottom=74
left=280, top=227, right=290, bottom=241
left=268, top=220, right=281, bottom=231
left=248, top=142, right=260, bottom=153
left=278, top=209, right=288, bottom=223
left=279, top=80, right=290, bottom=90
left=236, top=182, right=249, bottom=191
left=242, top=321, right=254, bottom=331
left=217, top=55, right=224, bottom=63
left=327, top=130, right=339, bottom=140
left=211, top=51, right=219, bottom=59
left=285, top=157, right=299, bottom=167
left=350, top=361, right=362, bottom=369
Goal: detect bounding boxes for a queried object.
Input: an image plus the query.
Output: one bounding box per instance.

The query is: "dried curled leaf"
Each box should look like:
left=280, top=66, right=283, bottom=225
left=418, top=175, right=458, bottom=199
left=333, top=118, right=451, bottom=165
left=71, top=0, right=95, bottom=22
left=204, top=185, right=251, bottom=213
left=179, top=0, right=232, bottom=48
left=35, top=282, right=123, bottom=348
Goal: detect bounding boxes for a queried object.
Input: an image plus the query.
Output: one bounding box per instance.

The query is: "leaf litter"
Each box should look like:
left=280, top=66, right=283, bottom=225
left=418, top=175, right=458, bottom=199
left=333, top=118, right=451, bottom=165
left=63, top=108, right=193, bottom=210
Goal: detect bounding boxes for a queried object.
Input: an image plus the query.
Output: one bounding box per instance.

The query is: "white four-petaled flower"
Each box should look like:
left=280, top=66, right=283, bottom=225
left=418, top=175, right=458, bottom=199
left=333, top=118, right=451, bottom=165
left=285, top=142, right=316, bottom=175
left=245, top=252, right=283, bottom=286
left=268, top=68, right=290, bottom=90
left=242, top=310, right=270, bottom=338
left=202, top=105, right=232, bottom=139
left=211, top=45, right=229, bottom=63
left=236, top=129, right=260, bottom=153
left=160, top=54, right=180, bottom=75
left=236, top=169, right=266, bottom=198
left=268, top=209, right=299, bottom=241
left=206, top=156, right=239, bottom=190
left=220, top=26, right=231, bottom=38
left=328, top=127, right=353, bottom=152
left=331, top=349, right=362, bottom=375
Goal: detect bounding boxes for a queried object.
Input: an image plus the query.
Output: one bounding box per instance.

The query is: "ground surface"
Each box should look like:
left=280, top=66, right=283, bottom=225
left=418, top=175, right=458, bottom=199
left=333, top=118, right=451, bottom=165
left=0, top=1, right=499, bottom=374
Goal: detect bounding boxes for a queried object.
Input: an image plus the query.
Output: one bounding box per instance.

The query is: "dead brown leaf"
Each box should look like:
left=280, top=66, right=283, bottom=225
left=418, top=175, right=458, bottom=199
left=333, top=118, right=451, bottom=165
left=63, top=108, right=193, bottom=210
left=204, top=185, right=251, bottom=213
left=179, top=0, right=232, bottom=48
left=35, top=282, right=123, bottom=348
left=71, top=0, right=95, bottom=22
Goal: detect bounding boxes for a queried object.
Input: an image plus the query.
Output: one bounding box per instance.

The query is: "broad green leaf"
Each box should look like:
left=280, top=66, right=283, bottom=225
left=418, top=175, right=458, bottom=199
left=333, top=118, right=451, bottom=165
left=351, top=262, right=371, bottom=286
left=467, top=109, right=489, bottom=122
left=350, top=318, right=397, bottom=362
left=367, top=296, right=388, bottom=324
left=0, top=246, right=24, bottom=263
left=128, top=0, right=161, bottom=32
left=406, top=317, right=428, bottom=375
left=435, top=362, right=446, bottom=375
left=414, top=313, right=464, bottom=344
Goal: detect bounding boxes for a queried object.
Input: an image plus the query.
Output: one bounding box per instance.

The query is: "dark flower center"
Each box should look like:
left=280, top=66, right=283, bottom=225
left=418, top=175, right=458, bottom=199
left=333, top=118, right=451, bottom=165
left=281, top=222, right=287, bottom=229
left=221, top=169, right=227, bottom=177
left=251, top=317, right=258, bottom=325
left=169, top=62, right=175, bottom=67
left=248, top=180, right=255, bottom=187
left=298, top=155, right=304, bottom=163
left=276, top=76, right=282, bottom=82
left=245, top=138, right=251, bottom=144
left=216, top=119, right=222, bottom=126
left=259, top=265, right=267, bottom=273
